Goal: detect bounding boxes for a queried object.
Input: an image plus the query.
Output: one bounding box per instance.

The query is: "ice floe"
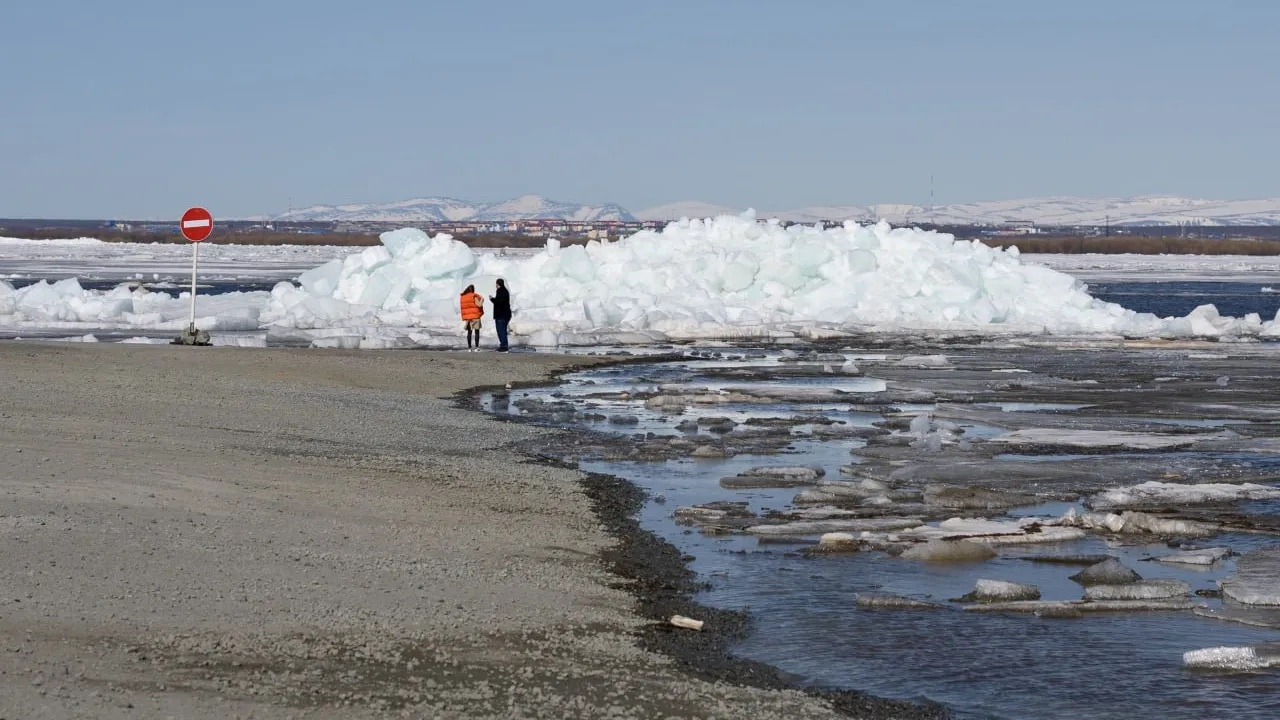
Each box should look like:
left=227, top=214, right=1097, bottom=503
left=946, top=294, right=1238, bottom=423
left=1088, top=481, right=1280, bottom=510
left=855, top=593, right=945, bottom=610
left=1183, top=644, right=1280, bottom=671
left=965, top=599, right=1201, bottom=614
left=1152, top=547, right=1232, bottom=567
left=956, top=579, right=1042, bottom=603
left=1056, top=509, right=1219, bottom=538
left=1221, top=547, right=1280, bottom=606
left=1083, top=580, right=1191, bottom=601
left=1069, top=558, right=1143, bottom=586
left=746, top=517, right=924, bottom=537
left=989, top=429, right=1201, bottom=450
left=900, top=539, right=997, bottom=563
left=904, top=517, right=1086, bottom=545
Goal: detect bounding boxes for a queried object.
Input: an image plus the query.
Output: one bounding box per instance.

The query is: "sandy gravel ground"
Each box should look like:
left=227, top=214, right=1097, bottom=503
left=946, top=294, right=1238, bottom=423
left=0, top=343, right=856, bottom=719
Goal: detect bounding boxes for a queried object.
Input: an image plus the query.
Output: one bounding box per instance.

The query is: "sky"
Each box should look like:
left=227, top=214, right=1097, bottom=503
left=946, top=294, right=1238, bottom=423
left=2, top=0, right=1278, bottom=219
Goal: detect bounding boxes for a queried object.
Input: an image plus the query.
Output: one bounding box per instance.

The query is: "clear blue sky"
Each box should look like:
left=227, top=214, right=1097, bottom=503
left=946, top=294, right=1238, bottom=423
left=2, top=0, right=1277, bottom=219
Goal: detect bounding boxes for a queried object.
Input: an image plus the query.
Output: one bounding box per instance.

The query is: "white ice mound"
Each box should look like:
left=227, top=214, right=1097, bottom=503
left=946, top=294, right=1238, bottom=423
left=7, top=215, right=1280, bottom=343
left=0, top=278, right=265, bottom=331
left=0, top=235, right=105, bottom=246
left=259, top=217, right=1280, bottom=341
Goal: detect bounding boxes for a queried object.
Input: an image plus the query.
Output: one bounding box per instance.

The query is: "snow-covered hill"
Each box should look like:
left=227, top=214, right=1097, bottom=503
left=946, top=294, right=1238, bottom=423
left=270, top=194, right=1280, bottom=226
left=632, top=201, right=739, bottom=221
left=272, top=195, right=633, bottom=223
left=476, top=195, right=632, bottom=222
left=637, top=196, right=1280, bottom=226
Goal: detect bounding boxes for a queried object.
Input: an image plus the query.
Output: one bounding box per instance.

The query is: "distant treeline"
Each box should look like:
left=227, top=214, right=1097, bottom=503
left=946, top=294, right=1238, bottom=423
left=977, top=235, right=1280, bottom=255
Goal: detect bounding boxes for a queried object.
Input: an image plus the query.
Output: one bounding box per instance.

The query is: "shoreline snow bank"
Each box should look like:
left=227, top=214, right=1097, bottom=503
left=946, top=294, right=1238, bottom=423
left=6, top=214, right=1280, bottom=345
left=0, top=277, right=265, bottom=332
left=0, top=236, right=106, bottom=246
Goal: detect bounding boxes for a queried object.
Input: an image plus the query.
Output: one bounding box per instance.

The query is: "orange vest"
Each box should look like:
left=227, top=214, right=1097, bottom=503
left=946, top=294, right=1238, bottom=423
left=460, top=292, right=483, bottom=320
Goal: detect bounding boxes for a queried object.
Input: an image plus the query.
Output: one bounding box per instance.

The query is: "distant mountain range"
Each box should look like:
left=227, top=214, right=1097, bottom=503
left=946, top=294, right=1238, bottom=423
left=263, top=194, right=1280, bottom=227
left=637, top=196, right=1280, bottom=227
left=269, top=195, right=633, bottom=223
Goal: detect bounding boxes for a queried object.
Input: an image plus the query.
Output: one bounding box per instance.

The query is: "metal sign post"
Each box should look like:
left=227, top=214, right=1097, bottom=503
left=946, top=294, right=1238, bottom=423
left=174, top=207, right=213, bottom=346
left=188, top=239, right=200, bottom=330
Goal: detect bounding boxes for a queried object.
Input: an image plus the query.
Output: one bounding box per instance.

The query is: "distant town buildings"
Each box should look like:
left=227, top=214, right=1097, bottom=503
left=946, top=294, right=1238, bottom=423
left=331, top=218, right=668, bottom=239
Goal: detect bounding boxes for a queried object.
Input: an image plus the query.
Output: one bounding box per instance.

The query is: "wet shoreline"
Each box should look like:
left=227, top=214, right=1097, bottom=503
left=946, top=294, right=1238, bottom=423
left=454, top=360, right=952, bottom=719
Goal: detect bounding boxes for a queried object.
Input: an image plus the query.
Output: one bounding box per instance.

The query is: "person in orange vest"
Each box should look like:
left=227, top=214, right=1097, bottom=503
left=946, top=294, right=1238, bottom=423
left=460, top=284, right=484, bottom=351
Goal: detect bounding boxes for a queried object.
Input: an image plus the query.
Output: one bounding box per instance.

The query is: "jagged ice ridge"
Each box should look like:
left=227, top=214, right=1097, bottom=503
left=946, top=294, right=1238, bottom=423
left=4, top=213, right=1280, bottom=346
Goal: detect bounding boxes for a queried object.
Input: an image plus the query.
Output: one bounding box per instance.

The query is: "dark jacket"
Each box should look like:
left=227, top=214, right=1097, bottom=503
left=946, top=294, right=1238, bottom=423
left=491, top=286, right=512, bottom=320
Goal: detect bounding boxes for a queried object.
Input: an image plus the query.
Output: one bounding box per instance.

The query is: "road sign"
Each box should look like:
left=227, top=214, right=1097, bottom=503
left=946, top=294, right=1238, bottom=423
left=175, top=206, right=213, bottom=345
left=181, top=207, right=213, bottom=242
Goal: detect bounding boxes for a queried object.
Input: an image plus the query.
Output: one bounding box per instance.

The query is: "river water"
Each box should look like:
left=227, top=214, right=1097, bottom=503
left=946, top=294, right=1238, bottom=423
left=483, top=332, right=1280, bottom=719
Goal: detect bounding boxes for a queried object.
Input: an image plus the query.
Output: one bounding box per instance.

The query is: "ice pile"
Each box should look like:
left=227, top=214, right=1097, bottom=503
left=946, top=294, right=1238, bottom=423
left=8, top=214, right=1280, bottom=345
left=0, top=278, right=265, bottom=331
left=260, top=216, right=1280, bottom=344
left=0, top=235, right=105, bottom=247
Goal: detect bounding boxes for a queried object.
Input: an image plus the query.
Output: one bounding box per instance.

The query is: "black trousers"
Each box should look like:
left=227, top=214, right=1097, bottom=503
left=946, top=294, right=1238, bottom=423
left=495, top=317, right=510, bottom=349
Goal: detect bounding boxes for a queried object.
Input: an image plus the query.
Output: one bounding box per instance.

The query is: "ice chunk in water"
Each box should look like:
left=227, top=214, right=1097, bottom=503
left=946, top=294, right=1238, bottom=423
left=1183, top=644, right=1280, bottom=671
left=992, top=429, right=1198, bottom=450
left=1058, top=508, right=1219, bottom=537
left=1070, top=558, right=1142, bottom=586
left=740, top=465, right=826, bottom=480
left=748, top=518, right=923, bottom=536
left=923, top=485, right=1035, bottom=510
left=855, top=593, right=944, bottom=610
left=900, top=539, right=996, bottom=563
left=907, top=518, right=1085, bottom=545
left=812, top=532, right=861, bottom=554
left=958, top=579, right=1041, bottom=603
left=1090, top=481, right=1280, bottom=509
left=1083, top=580, right=1190, bottom=601
left=1221, top=546, right=1280, bottom=607
left=897, top=354, right=950, bottom=367
left=1153, top=547, right=1231, bottom=566
left=966, top=599, right=1201, bottom=614
left=908, top=413, right=932, bottom=438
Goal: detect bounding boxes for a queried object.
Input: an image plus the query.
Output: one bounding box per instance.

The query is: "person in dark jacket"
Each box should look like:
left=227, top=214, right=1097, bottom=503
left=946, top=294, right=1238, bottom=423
left=490, top=279, right=512, bottom=352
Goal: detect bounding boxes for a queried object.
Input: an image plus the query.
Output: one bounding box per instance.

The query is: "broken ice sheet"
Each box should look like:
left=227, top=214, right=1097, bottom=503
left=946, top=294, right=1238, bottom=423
left=1090, top=481, right=1280, bottom=510
left=1222, top=546, right=1280, bottom=606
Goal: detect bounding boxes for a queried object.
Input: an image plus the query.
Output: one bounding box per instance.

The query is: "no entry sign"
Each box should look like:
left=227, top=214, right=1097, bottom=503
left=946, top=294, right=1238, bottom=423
left=181, top=207, right=213, bottom=242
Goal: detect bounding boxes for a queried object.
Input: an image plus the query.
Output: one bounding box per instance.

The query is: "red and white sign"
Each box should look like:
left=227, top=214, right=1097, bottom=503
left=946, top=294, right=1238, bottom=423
left=180, top=207, right=213, bottom=242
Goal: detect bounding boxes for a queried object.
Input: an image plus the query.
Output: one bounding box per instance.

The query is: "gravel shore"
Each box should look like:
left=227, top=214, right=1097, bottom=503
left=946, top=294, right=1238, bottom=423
left=0, top=343, right=942, bottom=719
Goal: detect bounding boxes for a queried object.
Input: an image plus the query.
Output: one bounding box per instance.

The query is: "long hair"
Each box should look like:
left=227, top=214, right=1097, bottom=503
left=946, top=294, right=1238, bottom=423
left=461, top=284, right=475, bottom=295
left=496, top=279, right=505, bottom=288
